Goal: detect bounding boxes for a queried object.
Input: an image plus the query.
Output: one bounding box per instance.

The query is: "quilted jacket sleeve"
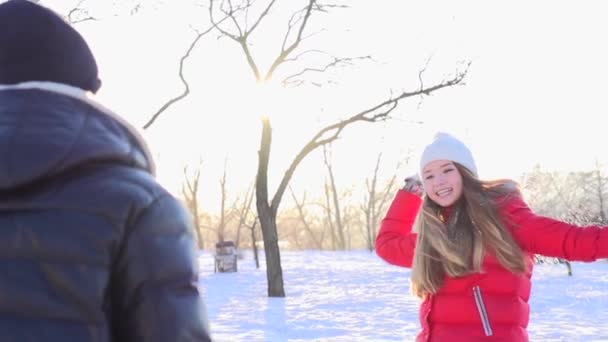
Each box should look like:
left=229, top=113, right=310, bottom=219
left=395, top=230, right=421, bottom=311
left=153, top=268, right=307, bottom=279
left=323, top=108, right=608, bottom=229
left=111, top=194, right=211, bottom=342
left=502, top=194, right=608, bottom=261
left=375, top=190, right=423, bottom=267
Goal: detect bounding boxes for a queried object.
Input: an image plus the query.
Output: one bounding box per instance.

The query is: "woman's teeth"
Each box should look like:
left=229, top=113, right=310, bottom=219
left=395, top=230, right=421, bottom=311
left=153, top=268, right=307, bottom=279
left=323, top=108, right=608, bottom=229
left=436, top=188, right=452, bottom=197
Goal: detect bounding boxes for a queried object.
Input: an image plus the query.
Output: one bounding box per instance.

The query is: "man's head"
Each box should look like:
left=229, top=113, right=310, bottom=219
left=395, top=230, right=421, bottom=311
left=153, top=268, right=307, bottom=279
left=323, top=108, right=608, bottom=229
left=0, top=0, right=101, bottom=93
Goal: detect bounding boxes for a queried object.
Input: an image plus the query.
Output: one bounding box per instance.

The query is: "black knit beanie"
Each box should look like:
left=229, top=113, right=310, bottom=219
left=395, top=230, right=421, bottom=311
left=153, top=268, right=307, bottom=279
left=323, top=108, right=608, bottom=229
left=0, top=0, right=101, bottom=93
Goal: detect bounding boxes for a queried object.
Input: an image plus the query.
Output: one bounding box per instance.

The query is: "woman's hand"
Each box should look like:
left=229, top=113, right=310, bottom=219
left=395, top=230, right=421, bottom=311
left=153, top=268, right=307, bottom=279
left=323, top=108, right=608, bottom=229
left=403, top=175, right=424, bottom=197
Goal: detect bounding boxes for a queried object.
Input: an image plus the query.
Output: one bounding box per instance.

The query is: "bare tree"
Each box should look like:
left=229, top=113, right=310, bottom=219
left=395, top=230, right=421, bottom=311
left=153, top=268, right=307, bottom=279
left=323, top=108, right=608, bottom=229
left=142, top=24, right=217, bottom=129
left=322, top=145, right=347, bottom=249
left=66, top=0, right=96, bottom=24
left=289, top=186, right=324, bottom=249
left=248, top=218, right=261, bottom=269
left=522, top=165, right=602, bottom=224
left=361, top=152, right=402, bottom=251
left=321, top=181, right=338, bottom=250
left=57, top=0, right=144, bottom=24
left=276, top=211, right=305, bottom=249
left=182, top=160, right=205, bottom=249
left=591, top=160, right=608, bottom=224
left=520, top=164, right=608, bottom=275
left=216, top=159, right=234, bottom=243
left=206, top=0, right=468, bottom=297
left=42, top=0, right=96, bottom=24
left=142, top=8, right=232, bottom=129
left=234, top=183, right=256, bottom=248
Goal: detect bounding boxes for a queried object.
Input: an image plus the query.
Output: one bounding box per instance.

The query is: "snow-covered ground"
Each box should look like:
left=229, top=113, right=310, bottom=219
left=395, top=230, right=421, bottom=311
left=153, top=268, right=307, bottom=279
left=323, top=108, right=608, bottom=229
left=198, top=250, right=608, bottom=341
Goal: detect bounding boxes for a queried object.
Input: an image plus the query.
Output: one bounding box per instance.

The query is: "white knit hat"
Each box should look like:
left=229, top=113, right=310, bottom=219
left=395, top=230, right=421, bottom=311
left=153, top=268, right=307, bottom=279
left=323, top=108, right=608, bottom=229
left=419, top=132, right=478, bottom=177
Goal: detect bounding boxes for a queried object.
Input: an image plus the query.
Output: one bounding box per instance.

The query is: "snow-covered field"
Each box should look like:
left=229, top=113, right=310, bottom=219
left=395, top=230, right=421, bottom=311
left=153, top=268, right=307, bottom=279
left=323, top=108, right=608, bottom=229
left=198, top=250, right=608, bottom=341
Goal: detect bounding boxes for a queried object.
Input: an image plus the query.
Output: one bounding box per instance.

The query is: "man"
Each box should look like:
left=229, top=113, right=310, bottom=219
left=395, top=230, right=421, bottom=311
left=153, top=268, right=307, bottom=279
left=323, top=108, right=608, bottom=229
left=0, top=1, right=211, bottom=341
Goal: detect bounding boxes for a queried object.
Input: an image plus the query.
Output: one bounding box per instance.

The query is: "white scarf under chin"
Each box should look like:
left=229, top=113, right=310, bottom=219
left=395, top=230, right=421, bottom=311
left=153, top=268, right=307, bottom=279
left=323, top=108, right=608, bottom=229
left=0, top=81, right=156, bottom=176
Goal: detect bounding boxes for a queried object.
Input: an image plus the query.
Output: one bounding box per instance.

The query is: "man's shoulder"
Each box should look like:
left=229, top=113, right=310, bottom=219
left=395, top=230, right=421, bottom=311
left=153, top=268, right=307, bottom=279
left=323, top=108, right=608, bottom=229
left=81, top=163, right=166, bottom=198
left=54, top=163, right=172, bottom=218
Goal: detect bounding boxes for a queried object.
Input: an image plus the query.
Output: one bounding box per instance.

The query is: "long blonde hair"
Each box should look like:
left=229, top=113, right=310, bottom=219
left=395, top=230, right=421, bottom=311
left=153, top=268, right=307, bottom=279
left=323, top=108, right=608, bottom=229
left=410, top=163, right=527, bottom=297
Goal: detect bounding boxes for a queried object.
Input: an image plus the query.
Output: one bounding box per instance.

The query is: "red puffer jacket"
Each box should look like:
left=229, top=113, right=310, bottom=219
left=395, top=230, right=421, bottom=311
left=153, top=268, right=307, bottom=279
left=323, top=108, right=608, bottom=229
left=376, top=190, right=608, bottom=342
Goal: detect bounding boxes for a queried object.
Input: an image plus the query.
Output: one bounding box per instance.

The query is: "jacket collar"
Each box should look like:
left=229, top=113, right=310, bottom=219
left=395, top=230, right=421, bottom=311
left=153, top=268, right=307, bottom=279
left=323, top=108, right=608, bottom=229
left=0, top=81, right=156, bottom=176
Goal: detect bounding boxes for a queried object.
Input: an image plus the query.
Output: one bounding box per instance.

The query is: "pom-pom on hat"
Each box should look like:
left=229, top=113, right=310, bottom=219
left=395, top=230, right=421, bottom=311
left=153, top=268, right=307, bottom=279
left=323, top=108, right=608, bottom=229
left=0, top=0, right=101, bottom=93
left=419, top=132, right=478, bottom=177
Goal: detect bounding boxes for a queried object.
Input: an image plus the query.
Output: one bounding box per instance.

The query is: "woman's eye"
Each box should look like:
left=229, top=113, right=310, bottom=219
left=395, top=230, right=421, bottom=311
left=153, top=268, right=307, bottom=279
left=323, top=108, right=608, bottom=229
left=425, top=175, right=434, bottom=180
left=444, top=168, right=454, bottom=173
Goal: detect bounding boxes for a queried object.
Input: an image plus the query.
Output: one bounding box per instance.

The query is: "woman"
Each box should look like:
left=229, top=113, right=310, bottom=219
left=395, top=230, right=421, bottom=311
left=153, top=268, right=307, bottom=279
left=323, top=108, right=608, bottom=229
left=376, top=132, right=608, bottom=342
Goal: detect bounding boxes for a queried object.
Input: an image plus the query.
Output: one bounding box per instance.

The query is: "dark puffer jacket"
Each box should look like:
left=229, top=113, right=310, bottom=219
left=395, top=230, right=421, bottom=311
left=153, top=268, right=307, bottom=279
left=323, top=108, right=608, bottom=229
left=0, top=83, right=211, bottom=342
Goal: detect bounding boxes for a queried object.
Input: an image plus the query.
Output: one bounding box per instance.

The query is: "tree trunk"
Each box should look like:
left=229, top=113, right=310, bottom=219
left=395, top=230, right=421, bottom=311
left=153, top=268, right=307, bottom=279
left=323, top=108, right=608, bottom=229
left=182, top=165, right=204, bottom=249
left=365, top=206, right=374, bottom=252
left=323, top=147, right=346, bottom=249
left=594, top=167, right=607, bottom=223
left=193, top=209, right=204, bottom=250
left=235, top=226, right=242, bottom=249
left=217, top=166, right=228, bottom=243
left=235, top=185, right=255, bottom=249
left=256, top=117, right=286, bottom=297
left=258, top=208, right=285, bottom=297
left=250, top=220, right=260, bottom=269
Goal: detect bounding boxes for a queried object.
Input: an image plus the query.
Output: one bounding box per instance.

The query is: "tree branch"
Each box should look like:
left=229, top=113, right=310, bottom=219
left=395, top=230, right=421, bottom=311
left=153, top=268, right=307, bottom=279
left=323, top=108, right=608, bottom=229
left=67, top=0, right=96, bottom=24
left=282, top=55, right=372, bottom=87
left=269, top=64, right=470, bottom=212
left=209, top=0, right=242, bottom=40
left=209, top=0, right=278, bottom=81
left=143, top=22, right=220, bottom=129
left=265, top=0, right=315, bottom=80
left=247, top=0, right=277, bottom=35
left=289, top=186, right=323, bottom=249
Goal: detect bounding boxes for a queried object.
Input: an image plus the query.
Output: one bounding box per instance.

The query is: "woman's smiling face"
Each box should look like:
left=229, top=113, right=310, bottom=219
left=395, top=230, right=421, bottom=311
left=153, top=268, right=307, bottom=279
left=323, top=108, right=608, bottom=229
left=421, top=160, right=463, bottom=207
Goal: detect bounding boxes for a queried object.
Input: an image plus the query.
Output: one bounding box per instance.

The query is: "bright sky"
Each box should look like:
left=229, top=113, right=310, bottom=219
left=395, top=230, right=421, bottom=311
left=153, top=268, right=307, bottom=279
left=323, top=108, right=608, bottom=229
left=44, top=0, right=608, bottom=204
